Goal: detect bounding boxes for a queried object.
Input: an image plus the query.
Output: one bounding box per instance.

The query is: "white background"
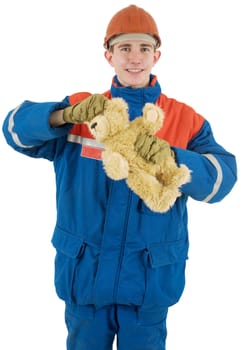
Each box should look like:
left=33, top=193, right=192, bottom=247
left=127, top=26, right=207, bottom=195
left=0, top=0, right=240, bottom=349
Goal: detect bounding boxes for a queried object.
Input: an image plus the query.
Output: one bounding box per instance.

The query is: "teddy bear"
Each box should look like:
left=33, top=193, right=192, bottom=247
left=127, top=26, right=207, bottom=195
left=87, top=98, right=191, bottom=213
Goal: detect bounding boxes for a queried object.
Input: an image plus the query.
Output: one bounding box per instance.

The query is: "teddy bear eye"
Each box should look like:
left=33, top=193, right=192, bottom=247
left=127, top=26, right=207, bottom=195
left=90, top=122, right=98, bottom=129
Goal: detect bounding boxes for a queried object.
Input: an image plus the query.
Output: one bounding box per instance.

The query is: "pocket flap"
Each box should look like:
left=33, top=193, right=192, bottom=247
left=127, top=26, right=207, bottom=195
left=148, top=240, right=189, bottom=268
left=51, top=226, right=84, bottom=258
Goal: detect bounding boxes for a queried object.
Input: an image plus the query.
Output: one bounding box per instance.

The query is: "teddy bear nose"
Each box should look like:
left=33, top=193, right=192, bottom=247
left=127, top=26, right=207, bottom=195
left=90, top=122, right=98, bottom=129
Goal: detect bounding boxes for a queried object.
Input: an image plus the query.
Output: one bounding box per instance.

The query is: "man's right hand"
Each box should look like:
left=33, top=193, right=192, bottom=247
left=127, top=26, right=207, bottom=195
left=63, top=94, right=108, bottom=124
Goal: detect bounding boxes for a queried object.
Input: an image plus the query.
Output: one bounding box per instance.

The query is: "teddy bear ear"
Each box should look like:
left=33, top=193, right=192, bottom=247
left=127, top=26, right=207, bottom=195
left=107, top=98, right=130, bottom=126
left=142, top=103, right=164, bottom=130
left=109, top=98, right=129, bottom=114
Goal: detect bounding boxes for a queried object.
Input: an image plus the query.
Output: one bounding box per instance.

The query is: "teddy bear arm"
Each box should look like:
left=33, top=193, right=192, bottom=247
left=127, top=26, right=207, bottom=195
left=102, top=150, right=129, bottom=180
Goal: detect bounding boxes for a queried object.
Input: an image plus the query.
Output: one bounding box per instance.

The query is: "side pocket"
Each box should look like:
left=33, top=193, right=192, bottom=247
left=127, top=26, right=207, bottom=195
left=52, top=226, right=85, bottom=304
left=52, top=226, right=101, bottom=305
left=143, top=240, right=189, bottom=308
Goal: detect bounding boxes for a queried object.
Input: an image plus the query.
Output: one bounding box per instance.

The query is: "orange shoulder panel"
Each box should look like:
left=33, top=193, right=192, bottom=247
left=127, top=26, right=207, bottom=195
left=155, top=94, right=205, bottom=148
left=69, top=92, right=92, bottom=105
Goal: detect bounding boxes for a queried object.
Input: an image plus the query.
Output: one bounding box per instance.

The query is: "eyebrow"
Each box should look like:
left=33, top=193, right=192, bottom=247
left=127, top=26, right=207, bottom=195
left=117, top=43, right=153, bottom=48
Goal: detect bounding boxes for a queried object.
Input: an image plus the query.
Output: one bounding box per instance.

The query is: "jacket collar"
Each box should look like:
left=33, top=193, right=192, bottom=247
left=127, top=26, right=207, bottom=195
left=110, top=75, right=161, bottom=120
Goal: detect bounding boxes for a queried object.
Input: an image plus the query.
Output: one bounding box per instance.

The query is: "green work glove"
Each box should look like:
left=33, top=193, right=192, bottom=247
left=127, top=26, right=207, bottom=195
left=63, top=94, right=108, bottom=124
left=135, top=134, right=175, bottom=164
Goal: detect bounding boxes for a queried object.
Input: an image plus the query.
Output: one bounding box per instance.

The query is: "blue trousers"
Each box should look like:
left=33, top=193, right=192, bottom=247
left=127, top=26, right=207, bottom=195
left=65, top=303, right=168, bottom=350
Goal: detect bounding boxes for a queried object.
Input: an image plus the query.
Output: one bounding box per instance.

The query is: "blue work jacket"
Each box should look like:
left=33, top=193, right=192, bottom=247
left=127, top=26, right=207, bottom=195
left=2, top=75, right=237, bottom=310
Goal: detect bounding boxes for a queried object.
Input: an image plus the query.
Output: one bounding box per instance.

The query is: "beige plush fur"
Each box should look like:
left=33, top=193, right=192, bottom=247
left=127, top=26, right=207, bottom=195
left=87, top=98, right=191, bottom=213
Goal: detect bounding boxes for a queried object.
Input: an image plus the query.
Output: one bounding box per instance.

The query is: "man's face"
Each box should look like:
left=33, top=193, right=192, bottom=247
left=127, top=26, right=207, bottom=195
left=105, top=40, right=161, bottom=88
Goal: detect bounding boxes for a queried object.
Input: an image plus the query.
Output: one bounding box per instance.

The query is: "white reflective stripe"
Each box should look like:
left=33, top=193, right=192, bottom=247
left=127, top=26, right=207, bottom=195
left=67, top=133, right=104, bottom=149
left=67, top=134, right=82, bottom=144
left=202, top=154, right=223, bottom=202
left=8, top=104, right=34, bottom=148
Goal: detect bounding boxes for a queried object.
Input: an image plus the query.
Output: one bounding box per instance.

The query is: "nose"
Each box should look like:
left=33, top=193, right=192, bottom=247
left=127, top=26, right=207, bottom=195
left=129, top=48, right=141, bottom=62
left=90, top=122, right=97, bottom=129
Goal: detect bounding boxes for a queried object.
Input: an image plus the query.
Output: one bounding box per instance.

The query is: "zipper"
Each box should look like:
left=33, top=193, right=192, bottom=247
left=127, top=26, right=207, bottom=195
left=112, top=191, right=132, bottom=303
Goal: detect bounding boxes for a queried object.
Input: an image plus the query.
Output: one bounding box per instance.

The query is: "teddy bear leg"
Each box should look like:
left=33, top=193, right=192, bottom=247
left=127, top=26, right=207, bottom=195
left=148, top=164, right=191, bottom=212
left=127, top=168, right=184, bottom=213
left=157, top=162, right=191, bottom=188
left=176, top=164, right=191, bottom=185
left=126, top=170, right=170, bottom=212
left=102, top=150, right=129, bottom=180
left=145, top=183, right=182, bottom=213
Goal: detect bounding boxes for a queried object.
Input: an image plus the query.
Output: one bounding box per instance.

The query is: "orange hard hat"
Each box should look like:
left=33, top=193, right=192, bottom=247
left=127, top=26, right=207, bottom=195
left=104, top=5, right=161, bottom=49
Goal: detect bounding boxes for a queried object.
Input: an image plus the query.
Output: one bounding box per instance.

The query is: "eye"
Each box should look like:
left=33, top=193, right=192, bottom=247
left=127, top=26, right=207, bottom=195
left=120, top=47, right=130, bottom=52
left=141, top=46, right=151, bottom=53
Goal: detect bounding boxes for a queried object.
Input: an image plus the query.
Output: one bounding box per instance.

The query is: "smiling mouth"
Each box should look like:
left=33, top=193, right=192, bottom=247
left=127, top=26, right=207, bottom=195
left=126, top=68, right=143, bottom=73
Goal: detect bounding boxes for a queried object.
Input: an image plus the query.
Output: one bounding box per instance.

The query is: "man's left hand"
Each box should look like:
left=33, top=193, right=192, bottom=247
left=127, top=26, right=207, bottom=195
left=134, top=134, right=175, bottom=164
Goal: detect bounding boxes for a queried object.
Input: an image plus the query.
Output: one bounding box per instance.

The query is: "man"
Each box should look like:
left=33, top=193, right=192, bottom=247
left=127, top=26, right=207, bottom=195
left=2, top=4, right=237, bottom=350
